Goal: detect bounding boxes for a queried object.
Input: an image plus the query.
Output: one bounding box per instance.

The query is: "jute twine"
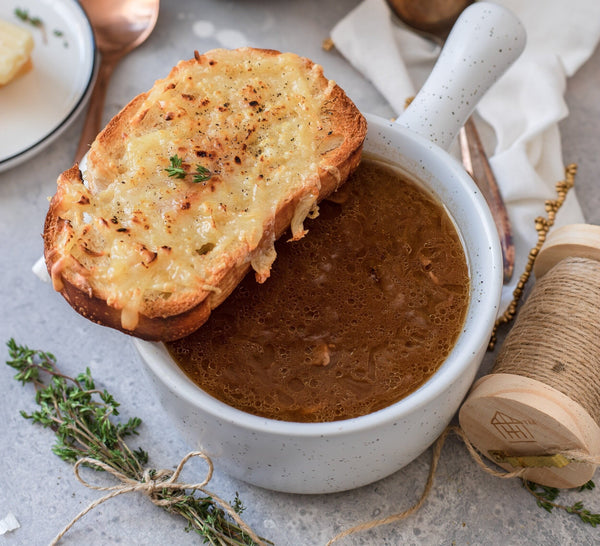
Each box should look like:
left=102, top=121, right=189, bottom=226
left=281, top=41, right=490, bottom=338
left=51, top=451, right=265, bottom=546
left=494, top=256, right=600, bottom=426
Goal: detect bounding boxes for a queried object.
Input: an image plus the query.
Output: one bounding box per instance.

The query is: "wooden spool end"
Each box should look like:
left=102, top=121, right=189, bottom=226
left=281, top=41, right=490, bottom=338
left=459, top=223, right=600, bottom=488
left=533, top=223, right=600, bottom=278
left=459, top=373, right=600, bottom=488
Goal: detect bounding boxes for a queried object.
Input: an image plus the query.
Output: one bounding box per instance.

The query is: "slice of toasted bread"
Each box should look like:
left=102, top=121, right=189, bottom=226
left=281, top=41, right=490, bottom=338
left=44, top=48, right=367, bottom=341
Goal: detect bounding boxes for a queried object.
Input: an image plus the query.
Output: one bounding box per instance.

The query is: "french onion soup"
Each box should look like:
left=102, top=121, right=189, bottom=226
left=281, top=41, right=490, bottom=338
left=167, top=158, right=470, bottom=423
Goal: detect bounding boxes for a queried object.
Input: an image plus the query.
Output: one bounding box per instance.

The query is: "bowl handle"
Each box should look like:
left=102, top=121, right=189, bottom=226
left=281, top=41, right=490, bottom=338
left=396, top=1, right=526, bottom=151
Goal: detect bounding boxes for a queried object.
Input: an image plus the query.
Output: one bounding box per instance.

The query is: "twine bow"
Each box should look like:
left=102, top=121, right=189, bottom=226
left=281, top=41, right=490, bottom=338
left=51, top=451, right=264, bottom=545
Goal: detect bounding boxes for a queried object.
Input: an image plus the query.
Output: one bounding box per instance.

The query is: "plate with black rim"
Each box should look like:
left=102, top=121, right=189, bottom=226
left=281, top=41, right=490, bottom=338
left=0, top=0, right=96, bottom=173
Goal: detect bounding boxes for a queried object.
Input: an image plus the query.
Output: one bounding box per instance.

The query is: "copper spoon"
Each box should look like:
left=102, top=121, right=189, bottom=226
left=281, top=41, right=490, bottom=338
left=74, top=0, right=160, bottom=163
left=459, top=114, right=515, bottom=281
left=387, top=0, right=515, bottom=282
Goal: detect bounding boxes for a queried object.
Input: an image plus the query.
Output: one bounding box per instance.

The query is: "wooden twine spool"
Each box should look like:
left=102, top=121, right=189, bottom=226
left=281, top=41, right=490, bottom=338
left=459, top=224, right=600, bottom=488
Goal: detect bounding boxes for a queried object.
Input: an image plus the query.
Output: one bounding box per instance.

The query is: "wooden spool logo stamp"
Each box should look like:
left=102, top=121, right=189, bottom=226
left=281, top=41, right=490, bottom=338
left=490, top=411, right=535, bottom=443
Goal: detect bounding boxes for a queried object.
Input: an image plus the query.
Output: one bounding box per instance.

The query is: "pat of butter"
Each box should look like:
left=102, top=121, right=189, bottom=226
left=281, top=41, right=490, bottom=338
left=0, top=19, right=34, bottom=85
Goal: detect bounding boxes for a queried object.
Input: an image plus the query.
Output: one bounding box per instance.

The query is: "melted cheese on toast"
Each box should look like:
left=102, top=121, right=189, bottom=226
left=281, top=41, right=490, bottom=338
left=46, top=48, right=366, bottom=337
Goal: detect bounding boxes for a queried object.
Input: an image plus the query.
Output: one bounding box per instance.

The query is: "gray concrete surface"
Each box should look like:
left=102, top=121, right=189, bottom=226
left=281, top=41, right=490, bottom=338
left=1, top=1, right=599, bottom=544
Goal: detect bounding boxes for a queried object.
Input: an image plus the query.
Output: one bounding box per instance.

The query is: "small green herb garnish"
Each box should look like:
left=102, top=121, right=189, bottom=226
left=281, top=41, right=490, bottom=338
left=6, top=339, right=268, bottom=545
left=165, top=154, right=211, bottom=183
left=165, top=154, right=187, bottom=178
left=193, top=164, right=212, bottom=183
left=14, top=7, right=49, bottom=43
left=14, top=7, right=43, bottom=28
left=523, top=479, right=600, bottom=527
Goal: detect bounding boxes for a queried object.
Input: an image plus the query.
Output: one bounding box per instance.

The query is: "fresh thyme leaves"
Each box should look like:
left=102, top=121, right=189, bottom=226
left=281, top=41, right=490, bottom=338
left=6, top=339, right=146, bottom=472
left=523, top=479, right=600, bottom=527
left=194, top=164, right=212, bottom=183
left=165, top=154, right=187, bottom=178
left=53, top=29, right=69, bottom=47
left=165, top=154, right=212, bottom=183
left=6, top=339, right=268, bottom=545
left=14, top=7, right=53, bottom=44
left=580, top=480, right=596, bottom=492
left=14, top=8, right=43, bottom=28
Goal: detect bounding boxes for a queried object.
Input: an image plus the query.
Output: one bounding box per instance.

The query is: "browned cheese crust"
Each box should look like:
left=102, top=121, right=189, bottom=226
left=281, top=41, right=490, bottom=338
left=43, top=47, right=367, bottom=341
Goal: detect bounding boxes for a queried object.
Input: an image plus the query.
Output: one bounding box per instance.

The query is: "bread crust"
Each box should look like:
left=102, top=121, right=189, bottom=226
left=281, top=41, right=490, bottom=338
left=43, top=48, right=367, bottom=341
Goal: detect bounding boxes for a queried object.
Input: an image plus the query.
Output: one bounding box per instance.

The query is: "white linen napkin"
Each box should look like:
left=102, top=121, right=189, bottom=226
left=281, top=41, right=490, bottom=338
left=331, top=0, right=600, bottom=312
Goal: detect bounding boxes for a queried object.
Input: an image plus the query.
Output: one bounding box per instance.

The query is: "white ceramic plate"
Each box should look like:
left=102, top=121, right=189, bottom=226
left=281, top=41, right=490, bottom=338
left=0, top=0, right=95, bottom=172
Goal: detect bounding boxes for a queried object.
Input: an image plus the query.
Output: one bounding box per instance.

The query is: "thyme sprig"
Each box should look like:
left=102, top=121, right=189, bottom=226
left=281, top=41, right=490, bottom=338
left=14, top=7, right=48, bottom=44
left=6, top=339, right=268, bottom=545
left=14, top=8, right=43, bottom=29
left=166, top=154, right=212, bottom=183
left=523, top=479, right=600, bottom=527
left=165, top=154, right=186, bottom=178
left=194, top=164, right=212, bottom=183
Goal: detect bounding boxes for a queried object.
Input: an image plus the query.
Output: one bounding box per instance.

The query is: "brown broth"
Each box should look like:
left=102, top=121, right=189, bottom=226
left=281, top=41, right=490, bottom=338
left=167, top=158, right=470, bottom=423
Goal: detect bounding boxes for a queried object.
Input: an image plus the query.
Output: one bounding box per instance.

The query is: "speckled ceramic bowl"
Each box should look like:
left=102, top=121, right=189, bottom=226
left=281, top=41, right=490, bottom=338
left=134, top=3, right=525, bottom=494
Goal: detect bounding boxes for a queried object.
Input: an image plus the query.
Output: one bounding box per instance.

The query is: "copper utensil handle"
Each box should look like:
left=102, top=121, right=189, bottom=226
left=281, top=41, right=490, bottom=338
left=460, top=117, right=515, bottom=282
left=73, top=55, right=118, bottom=164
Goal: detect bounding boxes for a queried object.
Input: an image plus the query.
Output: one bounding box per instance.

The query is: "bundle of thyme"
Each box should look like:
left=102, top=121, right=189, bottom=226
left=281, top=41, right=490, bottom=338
left=5, top=339, right=270, bottom=545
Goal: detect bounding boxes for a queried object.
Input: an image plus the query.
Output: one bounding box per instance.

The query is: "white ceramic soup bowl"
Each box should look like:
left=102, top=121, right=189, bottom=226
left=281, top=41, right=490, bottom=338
left=134, top=3, right=525, bottom=494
